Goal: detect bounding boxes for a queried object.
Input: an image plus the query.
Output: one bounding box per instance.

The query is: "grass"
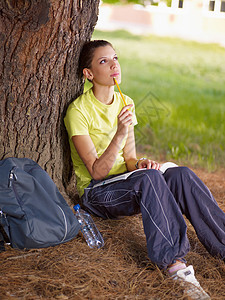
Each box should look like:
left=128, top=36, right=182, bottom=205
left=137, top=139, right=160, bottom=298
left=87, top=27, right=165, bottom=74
left=88, top=30, right=225, bottom=171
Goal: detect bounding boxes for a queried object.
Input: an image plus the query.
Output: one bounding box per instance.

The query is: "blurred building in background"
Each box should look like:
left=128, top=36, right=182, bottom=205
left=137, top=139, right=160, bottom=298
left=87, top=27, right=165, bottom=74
left=96, top=0, right=225, bottom=47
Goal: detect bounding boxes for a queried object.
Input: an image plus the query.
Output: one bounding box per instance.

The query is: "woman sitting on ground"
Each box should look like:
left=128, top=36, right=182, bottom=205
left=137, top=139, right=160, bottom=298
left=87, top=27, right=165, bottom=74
left=64, top=39, right=225, bottom=299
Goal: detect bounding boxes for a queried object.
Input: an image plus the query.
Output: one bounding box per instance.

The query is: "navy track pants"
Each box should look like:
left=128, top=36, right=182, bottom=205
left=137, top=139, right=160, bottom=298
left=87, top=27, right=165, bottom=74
left=82, top=167, right=225, bottom=269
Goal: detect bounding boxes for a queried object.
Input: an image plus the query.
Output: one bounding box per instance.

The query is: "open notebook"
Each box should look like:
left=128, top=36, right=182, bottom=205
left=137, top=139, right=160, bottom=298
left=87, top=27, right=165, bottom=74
left=92, top=162, right=178, bottom=189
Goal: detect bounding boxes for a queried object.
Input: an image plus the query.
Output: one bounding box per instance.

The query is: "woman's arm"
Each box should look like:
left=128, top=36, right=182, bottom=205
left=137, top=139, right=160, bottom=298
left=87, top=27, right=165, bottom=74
left=123, top=125, right=161, bottom=171
left=72, top=104, right=133, bottom=180
left=123, top=125, right=137, bottom=171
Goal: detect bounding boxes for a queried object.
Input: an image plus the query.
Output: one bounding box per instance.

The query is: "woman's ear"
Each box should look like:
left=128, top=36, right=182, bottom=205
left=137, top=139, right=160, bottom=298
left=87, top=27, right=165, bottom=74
left=83, top=68, right=93, bottom=82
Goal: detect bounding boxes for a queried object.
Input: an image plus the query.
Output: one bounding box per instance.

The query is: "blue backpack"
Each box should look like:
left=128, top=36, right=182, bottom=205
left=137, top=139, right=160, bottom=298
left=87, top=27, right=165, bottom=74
left=0, top=157, right=80, bottom=251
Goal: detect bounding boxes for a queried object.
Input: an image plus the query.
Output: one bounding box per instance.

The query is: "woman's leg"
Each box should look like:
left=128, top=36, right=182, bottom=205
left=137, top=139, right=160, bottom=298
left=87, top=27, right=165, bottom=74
left=163, top=166, right=225, bottom=258
left=82, top=169, right=190, bottom=269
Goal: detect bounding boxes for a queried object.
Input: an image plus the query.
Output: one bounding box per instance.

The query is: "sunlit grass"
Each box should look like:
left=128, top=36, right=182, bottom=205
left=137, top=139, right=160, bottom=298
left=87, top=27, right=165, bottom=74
left=89, top=30, right=225, bottom=170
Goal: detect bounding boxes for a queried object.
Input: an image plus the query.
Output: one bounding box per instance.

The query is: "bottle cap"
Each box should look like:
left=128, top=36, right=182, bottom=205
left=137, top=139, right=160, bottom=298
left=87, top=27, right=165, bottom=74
left=73, top=204, right=80, bottom=211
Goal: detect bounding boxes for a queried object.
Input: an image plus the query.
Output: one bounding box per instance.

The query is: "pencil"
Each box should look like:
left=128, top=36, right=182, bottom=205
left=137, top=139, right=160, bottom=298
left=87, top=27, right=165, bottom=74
left=114, top=78, right=127, bottom=107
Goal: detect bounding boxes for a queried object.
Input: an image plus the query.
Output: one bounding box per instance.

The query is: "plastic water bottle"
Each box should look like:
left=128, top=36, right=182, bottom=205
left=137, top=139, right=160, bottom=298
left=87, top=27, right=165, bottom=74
left=74, top=204, right=104, bottom=249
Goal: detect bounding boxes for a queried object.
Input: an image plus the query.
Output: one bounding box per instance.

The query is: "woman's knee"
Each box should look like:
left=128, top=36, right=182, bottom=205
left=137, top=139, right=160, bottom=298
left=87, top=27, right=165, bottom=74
left=130, top=169, right=164, bottom=190
left=164, top=166, right=190, bottom=178
left=163, top=166, right=199, bottom=189
left=137, top=169, right=166, bottom=189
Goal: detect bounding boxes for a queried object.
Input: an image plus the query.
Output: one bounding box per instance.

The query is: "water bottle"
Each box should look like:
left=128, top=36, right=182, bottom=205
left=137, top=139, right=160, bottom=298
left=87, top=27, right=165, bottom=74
left=74, top=204, right=104, bottom=249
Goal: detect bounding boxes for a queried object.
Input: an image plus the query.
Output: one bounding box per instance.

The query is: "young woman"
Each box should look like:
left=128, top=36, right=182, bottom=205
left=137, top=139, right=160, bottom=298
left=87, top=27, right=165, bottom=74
left=64, top=40, right=224, bottom=299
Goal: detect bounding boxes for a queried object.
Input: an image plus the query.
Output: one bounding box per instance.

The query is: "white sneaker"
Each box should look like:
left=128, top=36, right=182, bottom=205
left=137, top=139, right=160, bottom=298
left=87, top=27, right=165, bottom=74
left=172, top=265, right=210, bottom=299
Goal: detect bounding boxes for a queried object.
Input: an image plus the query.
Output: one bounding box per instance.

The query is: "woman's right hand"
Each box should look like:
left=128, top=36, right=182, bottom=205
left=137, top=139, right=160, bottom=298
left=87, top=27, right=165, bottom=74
left=116, top=104, right=133, bottom=137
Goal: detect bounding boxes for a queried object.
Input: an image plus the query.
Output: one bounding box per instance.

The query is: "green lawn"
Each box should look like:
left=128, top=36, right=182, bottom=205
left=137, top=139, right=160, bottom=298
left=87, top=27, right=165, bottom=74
left=88, top=30, right=225, bottom=170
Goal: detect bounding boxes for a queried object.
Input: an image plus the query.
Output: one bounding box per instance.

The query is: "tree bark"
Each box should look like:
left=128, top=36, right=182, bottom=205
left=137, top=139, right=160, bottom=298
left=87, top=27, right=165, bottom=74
left=0, top=0, right=100, bottom=202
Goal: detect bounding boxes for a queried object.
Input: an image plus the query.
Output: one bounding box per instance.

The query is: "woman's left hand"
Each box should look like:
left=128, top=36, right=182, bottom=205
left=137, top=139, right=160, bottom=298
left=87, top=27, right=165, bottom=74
left=138, top=158, right=161, bottom=170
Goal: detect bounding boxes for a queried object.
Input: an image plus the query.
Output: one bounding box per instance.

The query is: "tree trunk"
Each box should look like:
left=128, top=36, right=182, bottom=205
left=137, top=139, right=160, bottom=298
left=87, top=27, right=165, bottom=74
left=0, top=0, right=100, bottom=203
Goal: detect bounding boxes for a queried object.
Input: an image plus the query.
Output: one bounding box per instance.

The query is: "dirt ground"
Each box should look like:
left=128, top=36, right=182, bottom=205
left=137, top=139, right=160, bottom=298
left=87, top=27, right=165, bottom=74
left=0, top=167, right=225, bottom=300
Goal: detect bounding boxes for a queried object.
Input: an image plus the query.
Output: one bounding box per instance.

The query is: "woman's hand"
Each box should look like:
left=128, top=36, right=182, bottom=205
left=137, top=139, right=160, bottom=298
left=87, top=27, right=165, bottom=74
left=116, top=104, right=133, bottom=137
left=137, top=158, right=161, bottom=170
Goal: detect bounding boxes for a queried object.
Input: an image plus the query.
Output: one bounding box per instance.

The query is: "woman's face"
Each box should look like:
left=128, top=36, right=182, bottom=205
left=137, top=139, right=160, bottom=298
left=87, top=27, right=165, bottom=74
left=84, top=45, right=121, bottom=86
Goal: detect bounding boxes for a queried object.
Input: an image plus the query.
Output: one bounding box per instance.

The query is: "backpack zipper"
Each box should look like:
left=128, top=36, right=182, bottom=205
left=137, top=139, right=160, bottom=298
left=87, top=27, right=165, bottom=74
left=8, top=168, right=23, bottom=207
left=8, top=168, right=18, bottom=187
left=57, top=205, right=68, bottom=242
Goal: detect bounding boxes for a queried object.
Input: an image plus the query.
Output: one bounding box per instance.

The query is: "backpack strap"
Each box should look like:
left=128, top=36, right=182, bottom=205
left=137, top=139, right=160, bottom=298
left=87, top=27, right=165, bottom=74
left=0, top=211, right=10, bottom=252
left=0, top=232, right=5, bottom=252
